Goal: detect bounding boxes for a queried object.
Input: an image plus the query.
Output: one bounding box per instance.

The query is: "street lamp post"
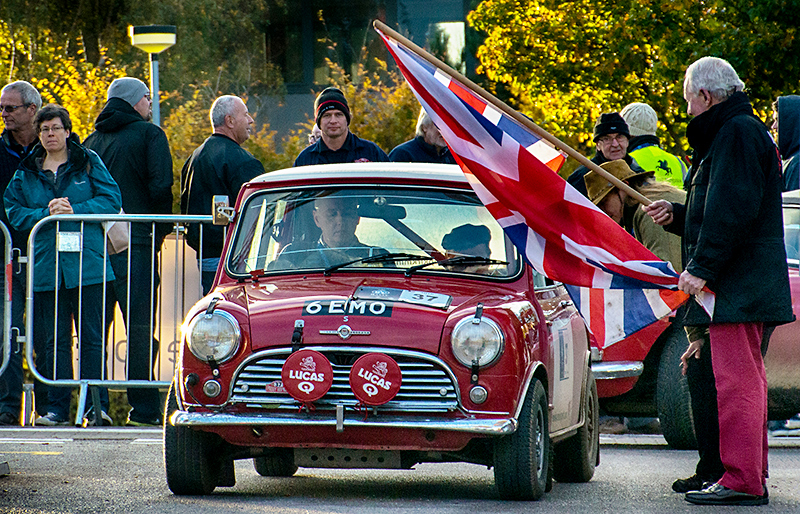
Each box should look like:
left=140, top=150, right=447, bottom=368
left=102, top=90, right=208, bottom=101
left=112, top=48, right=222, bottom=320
left=129, top=25, right=176, bottom=126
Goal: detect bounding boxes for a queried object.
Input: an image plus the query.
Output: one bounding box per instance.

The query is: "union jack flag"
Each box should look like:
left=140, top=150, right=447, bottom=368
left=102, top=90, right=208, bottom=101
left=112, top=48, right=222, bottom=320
left=377, top=27, right=714, bottom=347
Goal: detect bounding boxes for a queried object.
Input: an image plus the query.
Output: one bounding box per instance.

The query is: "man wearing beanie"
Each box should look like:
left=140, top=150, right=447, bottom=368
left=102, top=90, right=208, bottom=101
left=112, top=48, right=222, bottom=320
left=621, top=102, right=688, bottom=189
left=294, top=87, right=389, bottom=166
left=84, top=77, right=174, bottom=426
left=567, top=111, right=645, bottom=197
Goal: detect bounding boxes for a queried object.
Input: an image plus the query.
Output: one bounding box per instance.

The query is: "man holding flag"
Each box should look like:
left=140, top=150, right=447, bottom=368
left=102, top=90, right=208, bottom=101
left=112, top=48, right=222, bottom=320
left=645, top=56, right=792, bottom=506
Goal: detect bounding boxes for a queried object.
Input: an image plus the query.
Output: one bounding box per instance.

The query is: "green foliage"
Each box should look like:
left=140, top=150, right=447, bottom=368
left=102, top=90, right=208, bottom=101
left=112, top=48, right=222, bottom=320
left=469, top=0, right=800, bottom=176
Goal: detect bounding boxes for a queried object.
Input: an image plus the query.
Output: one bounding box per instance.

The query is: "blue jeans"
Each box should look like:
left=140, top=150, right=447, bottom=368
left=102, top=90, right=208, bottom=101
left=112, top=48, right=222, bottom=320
left=105, top=244, right=163, bottom=421
left=34, top=283, right=110, bottom=419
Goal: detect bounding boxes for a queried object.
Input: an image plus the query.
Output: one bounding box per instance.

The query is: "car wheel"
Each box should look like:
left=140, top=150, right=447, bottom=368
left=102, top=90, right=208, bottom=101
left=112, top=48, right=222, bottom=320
left=253, top=449, right=298, bottom=477
left=553, top=369, right=599, bottom=483
left=493, top=378, right=550, bottom=500
left=163, top=380, right=231, bottom=495
left=657, top=329, right=698, bottom=450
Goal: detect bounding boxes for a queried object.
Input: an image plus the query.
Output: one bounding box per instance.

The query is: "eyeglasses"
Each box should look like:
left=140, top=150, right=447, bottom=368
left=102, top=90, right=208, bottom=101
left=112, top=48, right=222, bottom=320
left=39, top=125, right=65, bottom=134
left=0, top=104, right=30, bottom=113
left=596, top=134, right=627, bottom=145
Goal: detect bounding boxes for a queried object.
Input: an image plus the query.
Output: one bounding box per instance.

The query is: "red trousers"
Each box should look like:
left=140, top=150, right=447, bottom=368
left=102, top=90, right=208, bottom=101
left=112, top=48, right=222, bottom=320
left=709, top=322, right=768, bottom=496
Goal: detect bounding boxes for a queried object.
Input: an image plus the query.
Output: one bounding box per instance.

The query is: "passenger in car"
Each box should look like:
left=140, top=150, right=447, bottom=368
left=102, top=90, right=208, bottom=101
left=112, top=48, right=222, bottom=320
left=441, top=223, right=494, bottom=274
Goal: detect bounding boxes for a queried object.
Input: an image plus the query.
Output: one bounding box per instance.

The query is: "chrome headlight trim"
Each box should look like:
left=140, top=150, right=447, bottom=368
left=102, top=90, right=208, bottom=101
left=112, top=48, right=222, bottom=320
left=185, top=310, right=241, bottom=363
left=449, top=316, right=504, bottom=368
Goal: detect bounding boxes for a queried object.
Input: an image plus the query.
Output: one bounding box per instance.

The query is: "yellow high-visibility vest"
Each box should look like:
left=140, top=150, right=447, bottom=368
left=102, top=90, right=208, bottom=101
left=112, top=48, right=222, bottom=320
left=628, top=144, right=687, bottom=189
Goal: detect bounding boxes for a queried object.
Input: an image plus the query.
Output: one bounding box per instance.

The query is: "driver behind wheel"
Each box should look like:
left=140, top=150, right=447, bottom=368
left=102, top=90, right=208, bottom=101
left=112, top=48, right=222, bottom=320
left=273, top=196, right=386, bottom=269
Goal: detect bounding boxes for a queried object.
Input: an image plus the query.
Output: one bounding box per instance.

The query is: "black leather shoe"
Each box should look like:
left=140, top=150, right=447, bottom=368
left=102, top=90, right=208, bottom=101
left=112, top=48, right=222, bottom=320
left=685, top=483, right=769, bottom=506
left=672, top=474, right=708, bottom=493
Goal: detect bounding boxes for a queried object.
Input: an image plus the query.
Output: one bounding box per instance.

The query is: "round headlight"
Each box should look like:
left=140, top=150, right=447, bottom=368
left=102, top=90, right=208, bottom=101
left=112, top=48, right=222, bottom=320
left=185, top=310, right=241, bottom=363
left=450, top=316, right=504, bottom=368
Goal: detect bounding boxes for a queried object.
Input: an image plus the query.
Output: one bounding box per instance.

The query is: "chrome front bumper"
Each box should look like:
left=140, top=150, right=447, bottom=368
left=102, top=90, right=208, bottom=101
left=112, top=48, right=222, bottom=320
left=591, top=361, right=644, bottom=379
left=171, top=410, right=517, bottom=436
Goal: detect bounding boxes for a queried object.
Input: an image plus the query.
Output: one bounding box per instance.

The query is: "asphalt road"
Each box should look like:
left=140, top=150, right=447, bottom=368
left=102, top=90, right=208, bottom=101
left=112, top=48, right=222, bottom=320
left=0, top=428, right=798, bottom=514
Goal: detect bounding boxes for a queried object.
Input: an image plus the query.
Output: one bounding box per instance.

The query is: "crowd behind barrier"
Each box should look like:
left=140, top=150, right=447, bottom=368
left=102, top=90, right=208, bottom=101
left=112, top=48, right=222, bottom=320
left=0, top=215, right=211, bottom=426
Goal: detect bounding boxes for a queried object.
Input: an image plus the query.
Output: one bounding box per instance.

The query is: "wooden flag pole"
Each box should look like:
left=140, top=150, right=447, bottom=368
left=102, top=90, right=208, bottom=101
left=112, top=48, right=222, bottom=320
left=373, top=19, right=652, bottom=206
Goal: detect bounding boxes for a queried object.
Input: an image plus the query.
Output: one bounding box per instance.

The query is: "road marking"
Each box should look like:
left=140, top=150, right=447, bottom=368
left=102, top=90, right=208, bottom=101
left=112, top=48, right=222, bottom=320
left=0, top=438, right=70, bottom=444
left=1, top=451, right=63, bottom=455
left=131, top=439, right=161, bottom=445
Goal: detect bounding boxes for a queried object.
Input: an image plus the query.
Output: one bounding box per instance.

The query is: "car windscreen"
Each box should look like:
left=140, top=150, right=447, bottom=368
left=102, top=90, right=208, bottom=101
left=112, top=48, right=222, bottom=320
left=226, top=186, right=521, bottom=278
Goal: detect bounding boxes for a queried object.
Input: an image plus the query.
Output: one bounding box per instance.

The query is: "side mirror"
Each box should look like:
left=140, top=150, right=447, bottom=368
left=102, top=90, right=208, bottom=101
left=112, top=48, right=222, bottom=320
left=212, top=195, right=236, bottom=226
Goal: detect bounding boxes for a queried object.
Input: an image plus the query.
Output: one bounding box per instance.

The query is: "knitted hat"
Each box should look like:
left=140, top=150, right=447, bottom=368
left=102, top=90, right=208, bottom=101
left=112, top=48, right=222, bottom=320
left=593, top=112, right=630, bottom=142
left=107, top=77, right=150, bottom=107
left=585, top=159, right=653, bottom=205
left=442, top=224, right=492, bottom=254
left=314, top=87, right=350, bottom=126
left=621, top=102, right=658, bottom=137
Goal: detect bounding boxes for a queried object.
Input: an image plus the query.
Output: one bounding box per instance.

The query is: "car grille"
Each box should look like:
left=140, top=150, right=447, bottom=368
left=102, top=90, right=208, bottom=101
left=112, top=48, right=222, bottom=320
left=230, top=347, right=460, bottom=412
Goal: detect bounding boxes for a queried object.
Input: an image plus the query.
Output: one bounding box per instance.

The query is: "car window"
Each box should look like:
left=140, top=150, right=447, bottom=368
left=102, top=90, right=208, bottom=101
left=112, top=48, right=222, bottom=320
left=226, top=187, right=521, bottom=278
left=784, top=203, right=800, bottom=267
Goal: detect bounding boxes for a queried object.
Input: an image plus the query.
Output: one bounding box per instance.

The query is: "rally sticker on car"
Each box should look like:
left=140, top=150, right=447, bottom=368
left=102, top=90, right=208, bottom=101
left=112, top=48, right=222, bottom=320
left=303, top=299, right=392, bottom=317
left=355, top=286, right=451, bottom=309
left=280, top=349, right=334, bottom=402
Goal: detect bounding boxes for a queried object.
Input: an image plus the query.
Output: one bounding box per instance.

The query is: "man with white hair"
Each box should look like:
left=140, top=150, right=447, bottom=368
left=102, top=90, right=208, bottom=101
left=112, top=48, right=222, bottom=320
left=0, top=80, right=41, bottom=426
left=389, top=107, right=455, bottom=164
left=645, top=56, right=792, bottom=506
left=181, top=95, right=265, bottom=293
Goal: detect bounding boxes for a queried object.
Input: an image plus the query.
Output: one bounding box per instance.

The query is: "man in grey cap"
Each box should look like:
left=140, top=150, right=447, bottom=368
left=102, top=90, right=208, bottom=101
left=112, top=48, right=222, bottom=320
left=84, top=77, right=173, bottom=426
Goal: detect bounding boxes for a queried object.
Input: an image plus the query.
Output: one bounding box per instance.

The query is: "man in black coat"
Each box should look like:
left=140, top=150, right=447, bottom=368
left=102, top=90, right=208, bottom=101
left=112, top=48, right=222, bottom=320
left=181, top=95, right=265, bottom=294
left=294, top=87, right=389, bottom=166
left=0, top=81, right=41, bottom=425
left=645, top=56, right=793, bottom=506
left=389, top=108, right=455, bottom=164
left=84, top=77, right=174, bottom=426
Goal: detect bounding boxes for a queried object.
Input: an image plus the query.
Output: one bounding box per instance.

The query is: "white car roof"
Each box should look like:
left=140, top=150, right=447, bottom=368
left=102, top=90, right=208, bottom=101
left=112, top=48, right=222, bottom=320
left=249, top=163, right=469, bottom=186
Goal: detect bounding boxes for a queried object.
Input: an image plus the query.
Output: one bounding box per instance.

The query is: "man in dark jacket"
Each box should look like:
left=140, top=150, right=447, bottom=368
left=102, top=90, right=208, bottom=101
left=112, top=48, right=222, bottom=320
left=0, top=81, right=41, bottom=425
left=389, top=108, right=455, bottom=164
left=771, top=95, right=800, bottom=192
left=181, top=95, right=265, bottom=294
left=567, top=112, right=644, bottom=196
left=294, top=87, right=389, bottom=166
left=84, top=77, right=174, bottom=426
left=645, top=56, right=793, bottom=506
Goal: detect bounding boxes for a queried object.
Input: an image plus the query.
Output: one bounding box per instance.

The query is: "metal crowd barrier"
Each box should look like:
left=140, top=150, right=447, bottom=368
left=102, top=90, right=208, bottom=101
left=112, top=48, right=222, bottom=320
left=0, top=222, right=12, bottom=379
left=22, top=214, right=214, bottom=426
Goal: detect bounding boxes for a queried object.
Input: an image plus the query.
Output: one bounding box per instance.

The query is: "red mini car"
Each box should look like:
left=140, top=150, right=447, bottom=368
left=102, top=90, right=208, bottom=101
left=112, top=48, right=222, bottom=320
left=591, top=191, right=800, bottom=448
left=164, top=163, right=599, bottom=500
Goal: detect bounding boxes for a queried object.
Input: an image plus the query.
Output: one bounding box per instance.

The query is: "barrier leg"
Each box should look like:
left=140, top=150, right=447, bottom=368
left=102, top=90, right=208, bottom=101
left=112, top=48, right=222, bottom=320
left=22, top=383, right=33, bottom=426
left=75, top=381, right=88, bottom=426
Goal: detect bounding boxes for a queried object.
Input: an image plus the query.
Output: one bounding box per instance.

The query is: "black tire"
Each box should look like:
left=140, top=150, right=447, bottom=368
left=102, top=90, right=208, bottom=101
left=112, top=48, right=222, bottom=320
left=493, top=378, right=550, bottom=500
left=253, top=449, right=297, bottom=477
left=553, top=369, right=599, bottom=483
left=657, top=329, right=698, bottom=450
left=163, top=381, right=229, bottom=495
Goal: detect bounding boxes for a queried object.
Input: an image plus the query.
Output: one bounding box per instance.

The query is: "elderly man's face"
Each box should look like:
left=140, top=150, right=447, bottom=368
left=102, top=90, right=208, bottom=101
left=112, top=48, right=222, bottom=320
left=229, top=98, right=255, bottom=145
left=596, top=133, right=628, bottom=161
left=421, top=122, right=447, bottom=149
left=313, top=197, right=360, bottom=248
left=0, top=89, right=36, bottom=134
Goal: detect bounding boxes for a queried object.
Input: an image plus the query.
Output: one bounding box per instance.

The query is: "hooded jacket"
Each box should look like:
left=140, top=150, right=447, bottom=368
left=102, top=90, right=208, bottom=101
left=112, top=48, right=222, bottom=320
left=775, top=95, right=800, bottom=192
left=83, top=98, right=173, bottom=244
left=667, top=92, right=793, bottom=326
left=0, top=130, right=36, bottom=250
left=4, top=136, right=121, bottom=291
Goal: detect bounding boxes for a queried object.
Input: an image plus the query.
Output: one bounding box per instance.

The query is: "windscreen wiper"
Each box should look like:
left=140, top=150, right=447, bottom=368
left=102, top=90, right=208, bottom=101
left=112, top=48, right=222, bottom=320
left=323, top=252, right=432, bottom=276
left=405, top=255, right=508, bottom=276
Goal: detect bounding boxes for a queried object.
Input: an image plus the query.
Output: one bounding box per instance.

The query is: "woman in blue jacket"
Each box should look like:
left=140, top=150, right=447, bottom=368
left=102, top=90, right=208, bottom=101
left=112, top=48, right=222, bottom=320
left=4, top=104, right=121, bottom=426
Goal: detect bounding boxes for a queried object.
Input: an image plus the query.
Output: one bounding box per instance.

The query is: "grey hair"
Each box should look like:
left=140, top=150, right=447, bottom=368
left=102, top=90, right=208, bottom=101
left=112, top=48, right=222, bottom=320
left=415, top=107, right=434, bottom=137
left=684, top=56, right=745, bottom=102
left=209, top=95, right=241, bottom=128
left=1, top=81, right=42, bottom=110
